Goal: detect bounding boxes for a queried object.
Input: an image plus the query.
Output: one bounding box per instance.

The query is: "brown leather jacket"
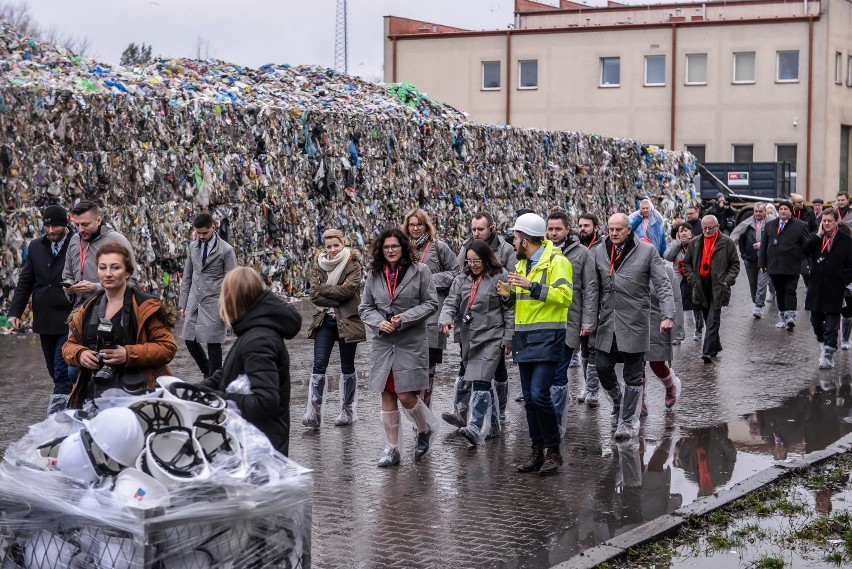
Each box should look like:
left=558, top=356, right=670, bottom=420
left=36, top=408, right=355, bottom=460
left=307, top=251, right=366, bottom=343
left=63, top=288, right=177, bottom=408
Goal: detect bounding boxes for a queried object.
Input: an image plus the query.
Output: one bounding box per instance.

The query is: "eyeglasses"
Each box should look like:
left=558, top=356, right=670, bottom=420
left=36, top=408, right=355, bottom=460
left=407, top=222, right=424, bottom=228
left=465, top=259, right=483, bottom=266
left=383, top=245, right=401, bottom=251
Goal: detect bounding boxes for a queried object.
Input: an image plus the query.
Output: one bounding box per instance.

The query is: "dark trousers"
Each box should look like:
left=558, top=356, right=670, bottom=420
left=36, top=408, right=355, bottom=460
left=312, top=315, right=357, bottom=375
left=40, top=333, right=71, bottom=395
left=810, top=311, right=841, bottom=349
left=185, top=340, right=223, bottom=378
left=519, top=361, right=560, bottom=448
left=580, top=335, right=596, bottom=360
left=700, top=279, right=723, bottom=357
left=552, top=346, right=575, bottom=388
left=744, top=260, right=759, bottom=303
left=770, top=273, right=799, bottom=313
left=495, top=352, right=508, bottom=383
left=596, top=337, right=644, bottom=390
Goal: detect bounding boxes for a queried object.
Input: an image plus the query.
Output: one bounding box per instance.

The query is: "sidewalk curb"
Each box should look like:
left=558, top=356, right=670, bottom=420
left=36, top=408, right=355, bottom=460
left=551, top=432, right=852, bottom=569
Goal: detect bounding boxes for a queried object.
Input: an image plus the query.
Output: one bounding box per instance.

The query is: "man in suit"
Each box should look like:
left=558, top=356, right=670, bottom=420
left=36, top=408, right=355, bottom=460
left=179, top=213, right=238, bottom=377
left=7, top=205, right=74, bottom=414
left=759, top=201, right=810, bottom=330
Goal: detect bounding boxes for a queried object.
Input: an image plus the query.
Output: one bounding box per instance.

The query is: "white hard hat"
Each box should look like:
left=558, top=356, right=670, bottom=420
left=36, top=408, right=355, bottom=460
left=130, top=398, right=184, bottom=435
left=161, top=381, right=226, bottom=427
left=34, top=437, right=66, bottom=470
left=23, top=529, right=78, bottom=569
left=56, top=430, right=121, bottom=484
left=199, top=522, right=251, bottom=563
left=510, top=212, right=546, bottom=237
left=112, top=468, right=171, bottom=510
left=193, top=422, right=248, bottom=478
left=86, top=407, right=146, bottom=467
left=139, top=427, right=210, bottom=486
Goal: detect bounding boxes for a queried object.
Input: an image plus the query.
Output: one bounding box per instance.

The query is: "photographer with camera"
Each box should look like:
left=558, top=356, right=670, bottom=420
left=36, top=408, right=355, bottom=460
left=62, top=243, right=177, bottom=408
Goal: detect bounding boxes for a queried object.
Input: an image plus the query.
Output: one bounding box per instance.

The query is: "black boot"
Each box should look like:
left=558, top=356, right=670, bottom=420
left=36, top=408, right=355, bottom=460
left=494, top=380, right=509, bottom=413
left=517, top=445, right=545, bottom=472
left=414, top=430, right=432, bottom=460
left=539, top=447, right=563, bottom=476
left=441, top=377, right=471, bottom=428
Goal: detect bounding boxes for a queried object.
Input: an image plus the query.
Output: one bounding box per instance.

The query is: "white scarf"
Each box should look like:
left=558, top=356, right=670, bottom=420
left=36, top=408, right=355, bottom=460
left=318, top=247, right=351, bottom=286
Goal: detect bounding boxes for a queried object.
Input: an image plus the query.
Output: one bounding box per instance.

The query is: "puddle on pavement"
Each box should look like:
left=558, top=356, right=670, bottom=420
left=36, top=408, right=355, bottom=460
left=504, top=374, right=852, bottom=569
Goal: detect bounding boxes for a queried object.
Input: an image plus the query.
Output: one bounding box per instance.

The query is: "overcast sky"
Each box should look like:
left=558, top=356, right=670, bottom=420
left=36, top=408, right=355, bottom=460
left=24, top=0, right=526, bottom=80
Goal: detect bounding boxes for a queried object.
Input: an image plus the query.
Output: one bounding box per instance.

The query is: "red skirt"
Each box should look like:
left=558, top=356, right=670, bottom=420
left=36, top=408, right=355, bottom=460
left=384, top=371, right=395, bottom=393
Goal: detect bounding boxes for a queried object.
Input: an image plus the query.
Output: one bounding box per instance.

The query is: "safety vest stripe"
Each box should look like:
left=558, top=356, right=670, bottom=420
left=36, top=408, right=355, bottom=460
left=516, top=321, right=567, bottom=331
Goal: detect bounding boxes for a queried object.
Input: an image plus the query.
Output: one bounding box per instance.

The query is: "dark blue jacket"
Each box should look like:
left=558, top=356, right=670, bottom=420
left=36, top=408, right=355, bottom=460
left=7, top=233, right=72, bottom=335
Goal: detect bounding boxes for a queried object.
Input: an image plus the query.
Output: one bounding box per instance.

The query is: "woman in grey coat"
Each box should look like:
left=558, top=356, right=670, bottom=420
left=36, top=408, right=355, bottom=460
left=358, top=228, right=440, bottom=467
left=438, top=240, right=514, bottom=446
left=402, top=208, right=460, bottom=408
left=642, top=264, right=683, bottom=416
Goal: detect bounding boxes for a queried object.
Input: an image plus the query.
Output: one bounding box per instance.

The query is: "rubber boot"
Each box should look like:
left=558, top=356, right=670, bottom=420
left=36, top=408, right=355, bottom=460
left=441, top=377, right=471, bottom=428
left=378, top=410, right=401, bottom=467
left=604, top=385, right=622, bottom=430
left=334, top=372, right=358, bottom=426
left=460, top=390, right=492, bottom=446
left=614, top=385, right=643, bottom=441
left=585, top=361, right=600, bottom=407
left=551, top=384, right=569, bottom=438
left=403, top=399, right=438, bottom=460
left=302, top=374, right=325, bottom=428
left=577, top=358, right=589, bottom=402
left=660, top=369, right=682, bottom=409
left=842, top=317, right=852, bottom=350
left=494, top=380, right=509, bottom=413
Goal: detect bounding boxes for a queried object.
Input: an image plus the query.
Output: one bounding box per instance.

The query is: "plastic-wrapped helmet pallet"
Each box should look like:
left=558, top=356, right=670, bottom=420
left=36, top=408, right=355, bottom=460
left=0, top=380, right=312, bottom=569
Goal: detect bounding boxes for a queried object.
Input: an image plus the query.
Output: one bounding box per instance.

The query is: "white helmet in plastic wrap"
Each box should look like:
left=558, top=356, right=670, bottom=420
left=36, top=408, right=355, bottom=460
left=198, top=522, right=251, bottom=563
left=129, top=398, right=184, bottom=435
left=56, top=430, right=122, bottom=483
left=192, top=422, right=247, bottom=478
left=112, top=468, right=171, bottom=510
left=86, top=407, right=146, bottom=467
left=94, top=387, right=163, bottom=411
left=160, top=550, right=213, bottom=569
left=23, top=529, right=78, bottom=569
left=158, top=523, right=214, bottom=559
left=159, top=380, right=226, bottom=427
left=138, top=427, right=210, bottom=486
left=32, top=436, right=66, bottom=470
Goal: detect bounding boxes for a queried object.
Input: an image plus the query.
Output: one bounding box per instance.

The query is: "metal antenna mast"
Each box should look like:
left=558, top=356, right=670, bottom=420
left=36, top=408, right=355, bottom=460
left=334, top=0, right=348, bottom=74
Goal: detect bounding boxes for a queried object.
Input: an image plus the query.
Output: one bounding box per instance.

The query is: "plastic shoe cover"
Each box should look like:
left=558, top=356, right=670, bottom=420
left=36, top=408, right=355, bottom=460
left=334, top=373, right=358, bottom=426
left=819, top=345, right=837, bottom=369
left=493, top=379, right=509, bottom=412
left=752, top=305, right=763, bottom=318
left=550, top=384, right=569, bottom=437
left=577, top=387, right=587, bottom=403
left=514, top=389, right=525, bottom=402
left=487, top=386, right=501, bottom=438
left=785, top=310, right=797, bottom=329
left=47, top=394, right=69, bottom=416
left=586, top=390, right=600, bottom=407
left=302, top=374, right=325, bottom=428
left=663, top=371, right=682, bottom=409
left=377, top=447, right=400, bottom=467
left=569, top=351, right=582, bottom=368
left=441, top=377, right=471, bottom=428
left=841, top=318, right=852, bottom=348
left=380, top=410, right=402, bottom=452
left=614, top=385, right=643, bottom=441
left=775, top=312, right=787, bottom=328
left=460, top=390, right=493, bottom=446
left=402, top=398, right=439, bottom=435
left=843, top=341, right=852, bottom=351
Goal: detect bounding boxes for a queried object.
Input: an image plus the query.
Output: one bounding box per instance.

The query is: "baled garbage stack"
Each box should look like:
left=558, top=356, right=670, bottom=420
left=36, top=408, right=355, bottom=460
left=0, top=18, right=697, bottom=308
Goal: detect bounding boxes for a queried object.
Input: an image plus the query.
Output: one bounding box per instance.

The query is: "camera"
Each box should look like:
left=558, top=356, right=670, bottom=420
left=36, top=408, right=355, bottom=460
left=92, top=318, right=118, bottom=389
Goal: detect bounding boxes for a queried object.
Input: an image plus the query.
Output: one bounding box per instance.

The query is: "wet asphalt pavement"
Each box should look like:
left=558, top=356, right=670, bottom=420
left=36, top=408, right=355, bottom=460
left=0, top=276, right=850, bottom=568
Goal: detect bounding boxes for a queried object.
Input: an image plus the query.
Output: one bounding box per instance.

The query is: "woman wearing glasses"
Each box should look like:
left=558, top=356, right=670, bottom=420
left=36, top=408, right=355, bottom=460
left=401, top=208, right=460, bottom=408
left=359, top=227, right=440, bottom=467
left=439, top=240, right=513, bottom=446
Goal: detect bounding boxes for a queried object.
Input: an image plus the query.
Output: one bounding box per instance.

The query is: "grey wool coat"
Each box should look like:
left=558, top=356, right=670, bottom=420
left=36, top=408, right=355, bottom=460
left=415, top=238, right=460, bottom=351
left=646, top=265, right=681, bottom=362
left=179, top=236, right=238, bottom=344
left=562, top=241, right=599, bottom=350
left=439, top=269, right=514, bottom=383
left=359, top=263, right=439, bottom=393
left=594, top=236, right=675, bottom=355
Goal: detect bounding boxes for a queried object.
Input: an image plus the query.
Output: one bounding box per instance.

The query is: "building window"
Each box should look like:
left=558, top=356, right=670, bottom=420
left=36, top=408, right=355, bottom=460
left=733, top=144, right=754, bottom=163
left=776, top=144, right=797, bottom=173
left=685, top=144, right=706, bottom=163
left=836, top=52, right=843, bottom=85
left=518, top=60, right=538, bottom=89
left=733, top=52, right=755, bottom=84
left=776, top=50, right=799, bottom=82
left=848, top=55, right=852, bottom=87
left=644, top=55, right=665, bottom=86
left=600, top=57, right=620, bottom=87
left=686, top=53, right=707, bottom=85
left=481, top=61, right=501, bottom=90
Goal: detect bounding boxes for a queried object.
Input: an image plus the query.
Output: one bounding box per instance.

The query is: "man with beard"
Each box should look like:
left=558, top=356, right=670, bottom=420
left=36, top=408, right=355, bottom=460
left=836, top=192, right=852, bottom=230
left=575, top=213, right=604, bottom=405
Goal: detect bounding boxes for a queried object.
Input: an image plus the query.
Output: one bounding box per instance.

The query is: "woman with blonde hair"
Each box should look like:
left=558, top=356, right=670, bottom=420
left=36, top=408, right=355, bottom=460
left=401, top=208, right=459, bottom=408
left=303, top=228, right=366, bottom=428
left=200, top=267, right=302, bottom=455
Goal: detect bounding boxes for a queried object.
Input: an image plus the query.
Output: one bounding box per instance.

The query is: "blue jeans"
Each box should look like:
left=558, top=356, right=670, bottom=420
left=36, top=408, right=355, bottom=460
left=313, top=315, right=357, bottom=375
left=519, top=362, right=560, bottom=448
left=552, top=346, right=575, bottom=388
left=40, top=333, right=71, bottom=395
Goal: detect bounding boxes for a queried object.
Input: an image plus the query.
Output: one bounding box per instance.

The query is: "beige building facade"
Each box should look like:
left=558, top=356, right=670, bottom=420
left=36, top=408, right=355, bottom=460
left=384, top=0, right=852, bottom=200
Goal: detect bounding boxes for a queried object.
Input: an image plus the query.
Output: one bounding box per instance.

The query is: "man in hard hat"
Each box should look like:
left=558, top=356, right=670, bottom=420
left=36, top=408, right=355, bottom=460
left=497, top=212, right=573, bottom=476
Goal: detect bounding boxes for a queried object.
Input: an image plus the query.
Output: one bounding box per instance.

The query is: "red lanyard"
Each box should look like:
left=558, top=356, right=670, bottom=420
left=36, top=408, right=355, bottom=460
left=821, top=232, right=836, bottom=254
left=609, top=243, right=623, bottom=277
left=467, top=276, right=483, bottom=309
left=586, top=234, right=597, bottom=249
left=79, top=240, right=92, bottom=275
left=418, top=240, right=432, bottom=263
left=384, top=265, right=400, bottom=300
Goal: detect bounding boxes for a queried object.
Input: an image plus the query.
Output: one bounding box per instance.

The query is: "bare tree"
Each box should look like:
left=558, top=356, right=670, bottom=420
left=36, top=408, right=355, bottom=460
left=194, top=35, right=210, bottom=60
left=0, top=1, right=93, bottom=57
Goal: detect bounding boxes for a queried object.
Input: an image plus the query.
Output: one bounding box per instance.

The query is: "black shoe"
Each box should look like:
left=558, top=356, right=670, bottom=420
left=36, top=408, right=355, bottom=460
left=414, top=430, right=432, bottom=460
left=702, top=354, right=712, bottom=363
left=517, top=445, right=545, bottom=472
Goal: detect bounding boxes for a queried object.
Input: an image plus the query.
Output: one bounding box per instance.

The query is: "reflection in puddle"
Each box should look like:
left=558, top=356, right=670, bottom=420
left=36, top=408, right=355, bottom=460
left=507, top=375, right=852, bottom=568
